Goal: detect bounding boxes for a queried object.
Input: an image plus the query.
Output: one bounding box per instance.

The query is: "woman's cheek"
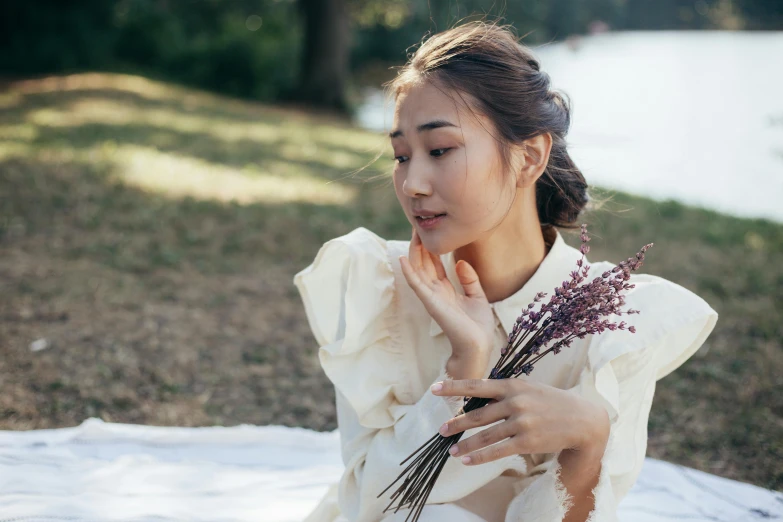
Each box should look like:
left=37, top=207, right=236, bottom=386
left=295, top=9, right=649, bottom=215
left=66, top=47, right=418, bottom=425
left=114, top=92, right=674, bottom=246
left=392, top=171, right=405, bottom=200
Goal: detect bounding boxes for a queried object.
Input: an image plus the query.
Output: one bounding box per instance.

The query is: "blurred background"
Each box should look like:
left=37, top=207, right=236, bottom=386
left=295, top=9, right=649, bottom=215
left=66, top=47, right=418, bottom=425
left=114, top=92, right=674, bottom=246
left=0, top=0, right=780, bottom=492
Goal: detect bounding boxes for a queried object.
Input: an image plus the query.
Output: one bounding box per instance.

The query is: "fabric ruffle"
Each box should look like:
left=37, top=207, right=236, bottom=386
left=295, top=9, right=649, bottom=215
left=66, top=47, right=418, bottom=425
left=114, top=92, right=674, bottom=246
left=293, top=226, right=410, bottom=430
left=506, top=453, right=575, bottom=521
left=581, top=264, right=720, bottom=425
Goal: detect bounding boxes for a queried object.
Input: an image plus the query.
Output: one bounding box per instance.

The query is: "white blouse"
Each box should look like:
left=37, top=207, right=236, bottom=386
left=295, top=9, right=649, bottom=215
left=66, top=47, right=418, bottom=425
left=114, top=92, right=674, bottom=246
left=293, top=225, right=719, bottom=522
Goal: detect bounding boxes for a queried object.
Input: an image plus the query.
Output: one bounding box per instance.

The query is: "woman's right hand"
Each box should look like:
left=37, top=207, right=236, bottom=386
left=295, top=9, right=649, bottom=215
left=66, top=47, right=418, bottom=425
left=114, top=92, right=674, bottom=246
left=398, top=227, right=496, bottom=380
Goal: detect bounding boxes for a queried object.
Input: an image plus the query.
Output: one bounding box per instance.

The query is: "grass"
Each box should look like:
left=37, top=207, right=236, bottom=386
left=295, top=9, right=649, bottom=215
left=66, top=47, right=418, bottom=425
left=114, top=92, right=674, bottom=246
left=0, top=73, right=780, bottom=491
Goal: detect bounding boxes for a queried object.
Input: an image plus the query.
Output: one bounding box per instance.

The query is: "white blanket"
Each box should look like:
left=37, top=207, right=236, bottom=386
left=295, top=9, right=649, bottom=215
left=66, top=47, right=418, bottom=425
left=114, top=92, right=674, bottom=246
left=0, top=418, right=779, bottom=522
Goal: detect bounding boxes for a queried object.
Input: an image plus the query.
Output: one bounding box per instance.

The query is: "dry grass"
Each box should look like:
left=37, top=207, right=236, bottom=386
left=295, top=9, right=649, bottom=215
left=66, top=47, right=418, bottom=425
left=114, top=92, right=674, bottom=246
left=0, top=73, right=780, bottom=491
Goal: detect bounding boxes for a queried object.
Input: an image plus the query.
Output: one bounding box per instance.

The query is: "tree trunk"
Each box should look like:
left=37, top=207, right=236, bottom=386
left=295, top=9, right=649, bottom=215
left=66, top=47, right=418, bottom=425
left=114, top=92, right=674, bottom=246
left=297, top=0, right=351, bottom=112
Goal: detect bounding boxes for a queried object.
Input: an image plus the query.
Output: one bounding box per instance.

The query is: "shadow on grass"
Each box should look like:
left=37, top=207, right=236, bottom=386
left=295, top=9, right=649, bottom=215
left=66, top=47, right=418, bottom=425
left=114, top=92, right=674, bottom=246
left=5, top=85, right=387, bottom=175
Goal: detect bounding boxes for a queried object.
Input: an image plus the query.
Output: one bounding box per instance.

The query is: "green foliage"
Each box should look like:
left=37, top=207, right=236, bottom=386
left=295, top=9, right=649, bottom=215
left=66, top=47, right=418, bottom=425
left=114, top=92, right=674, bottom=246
left=0, top=0, right=302, bottom=103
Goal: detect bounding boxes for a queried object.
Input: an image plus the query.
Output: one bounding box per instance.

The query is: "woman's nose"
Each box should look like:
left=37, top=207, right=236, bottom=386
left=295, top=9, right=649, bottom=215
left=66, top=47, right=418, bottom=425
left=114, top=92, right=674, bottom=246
left=402, top=164, right=433, bottom=198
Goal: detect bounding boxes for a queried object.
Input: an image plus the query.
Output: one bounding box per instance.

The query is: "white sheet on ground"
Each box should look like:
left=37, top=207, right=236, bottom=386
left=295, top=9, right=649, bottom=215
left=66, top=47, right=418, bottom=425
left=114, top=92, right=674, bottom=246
left=0, top=418, right=779, bottom=522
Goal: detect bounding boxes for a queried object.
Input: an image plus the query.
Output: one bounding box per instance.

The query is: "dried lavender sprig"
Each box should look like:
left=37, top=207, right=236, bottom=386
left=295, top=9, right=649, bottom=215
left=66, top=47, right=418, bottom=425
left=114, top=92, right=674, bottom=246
left=496, top=227, right=652, bottom=378
left=378, top=224, right=653, bottom=520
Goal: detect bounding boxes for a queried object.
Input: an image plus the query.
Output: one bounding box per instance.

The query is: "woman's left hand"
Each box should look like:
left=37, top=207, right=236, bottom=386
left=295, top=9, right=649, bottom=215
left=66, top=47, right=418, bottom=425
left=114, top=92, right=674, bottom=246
left=431, top=377, right=610, bottom=465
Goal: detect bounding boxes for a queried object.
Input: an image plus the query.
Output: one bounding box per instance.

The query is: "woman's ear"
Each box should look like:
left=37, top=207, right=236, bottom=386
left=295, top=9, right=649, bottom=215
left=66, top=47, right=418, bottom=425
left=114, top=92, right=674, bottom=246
left=515, top=132, right=553, bottom=188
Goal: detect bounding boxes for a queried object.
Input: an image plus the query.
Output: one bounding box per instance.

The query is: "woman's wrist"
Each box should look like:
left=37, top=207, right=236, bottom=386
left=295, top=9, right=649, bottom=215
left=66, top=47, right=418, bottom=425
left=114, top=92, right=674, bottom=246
left=446, top=353, right=488, bottom=381
left=582, top=403, right=611, bottom=450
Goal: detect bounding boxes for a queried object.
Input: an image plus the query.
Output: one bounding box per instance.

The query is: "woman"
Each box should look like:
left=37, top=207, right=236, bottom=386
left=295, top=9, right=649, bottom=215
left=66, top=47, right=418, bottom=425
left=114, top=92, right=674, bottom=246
left=293, top=21, right=718, bottom=522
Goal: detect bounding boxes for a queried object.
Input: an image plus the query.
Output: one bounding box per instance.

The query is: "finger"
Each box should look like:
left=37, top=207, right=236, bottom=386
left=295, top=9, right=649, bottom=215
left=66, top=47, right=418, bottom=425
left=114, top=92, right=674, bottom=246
left=455, top=260, right=487, bottom=300
left=428, top=250, right=448, bottom=281
left=431, top=378, right=509, bottom=400
left=399, top=254, right=423, bottom=289
left=418, top=241, right=439, bottom=282
left=409, top=228, right=425, bottom=272
left=399, top=255, right=433, bottom=301
left=440, top=400, right=509, bottom=437
left=448, top=420, right=517, bottom=459
left=414, top=229, right=439, bottom=281
left=459, top=438, right=519, bottom=466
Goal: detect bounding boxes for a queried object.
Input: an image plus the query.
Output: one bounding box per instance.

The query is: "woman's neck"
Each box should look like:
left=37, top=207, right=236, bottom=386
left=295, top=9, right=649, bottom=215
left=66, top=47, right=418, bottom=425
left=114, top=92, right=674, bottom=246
left=454, top=223, right=552, bottom=304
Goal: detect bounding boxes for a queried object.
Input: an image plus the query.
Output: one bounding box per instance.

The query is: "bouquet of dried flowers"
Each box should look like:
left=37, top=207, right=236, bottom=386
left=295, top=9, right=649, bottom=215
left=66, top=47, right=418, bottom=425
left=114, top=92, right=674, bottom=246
left=377, top=224, right=653, bottom=522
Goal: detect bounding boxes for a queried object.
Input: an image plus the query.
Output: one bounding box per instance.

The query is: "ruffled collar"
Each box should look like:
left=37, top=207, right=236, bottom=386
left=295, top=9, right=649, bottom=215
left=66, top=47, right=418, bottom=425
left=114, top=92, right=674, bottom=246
left=428, top=226, right=588, bottom=337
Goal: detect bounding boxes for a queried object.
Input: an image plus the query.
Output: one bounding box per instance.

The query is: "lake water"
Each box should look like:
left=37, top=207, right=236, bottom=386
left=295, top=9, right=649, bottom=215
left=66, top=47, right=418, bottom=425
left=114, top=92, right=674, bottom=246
left=354, top=31, right=783, bottom=223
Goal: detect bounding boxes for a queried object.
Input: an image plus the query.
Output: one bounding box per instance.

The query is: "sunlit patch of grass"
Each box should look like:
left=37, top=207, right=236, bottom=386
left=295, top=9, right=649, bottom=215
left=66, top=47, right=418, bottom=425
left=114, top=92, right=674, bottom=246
left=10, top=72, right=248, bottom=112
left=13, top=72, right=391, bottom=155
left=111, top=144, right=357, bottom=205
left=0, top=89, right=23, bottom=109
left=0, top=141, right=358, bottom=206
left=26, top=99, right=281, bottom=144
left=275, top=140, right=368, bottom=171
left=24, top=97, right=386, bottom=172
left=308, top=122, right=389, bottom=155
left=0, top=142, right=34, bottom=159
left=0, top=123, right=38, bottom=141
left=1, top=72, right=390, bottom=207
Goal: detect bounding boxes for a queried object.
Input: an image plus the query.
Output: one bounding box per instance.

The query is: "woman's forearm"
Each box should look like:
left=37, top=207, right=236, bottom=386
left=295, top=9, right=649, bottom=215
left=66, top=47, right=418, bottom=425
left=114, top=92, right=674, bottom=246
left=558, top=441, right=606, bottom=522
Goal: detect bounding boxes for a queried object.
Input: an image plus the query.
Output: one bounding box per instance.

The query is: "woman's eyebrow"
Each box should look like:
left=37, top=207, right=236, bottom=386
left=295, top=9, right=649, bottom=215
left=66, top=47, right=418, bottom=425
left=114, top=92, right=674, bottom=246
left=389, top=119, right=458, bottom=139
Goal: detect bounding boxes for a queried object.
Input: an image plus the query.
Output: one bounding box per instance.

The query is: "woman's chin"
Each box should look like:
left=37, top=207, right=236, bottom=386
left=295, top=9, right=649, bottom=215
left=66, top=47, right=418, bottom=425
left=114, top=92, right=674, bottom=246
left=416, top=231, right=451, bottom=256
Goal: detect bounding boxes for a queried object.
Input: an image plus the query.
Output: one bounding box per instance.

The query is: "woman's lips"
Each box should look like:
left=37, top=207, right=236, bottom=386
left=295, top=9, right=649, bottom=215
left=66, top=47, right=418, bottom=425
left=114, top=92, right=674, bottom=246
left=416, top=213, right=447, bottom=229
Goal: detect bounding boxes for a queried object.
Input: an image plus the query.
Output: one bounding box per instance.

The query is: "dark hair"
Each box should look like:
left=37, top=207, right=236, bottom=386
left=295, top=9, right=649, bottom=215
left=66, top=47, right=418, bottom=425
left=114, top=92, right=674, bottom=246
left=382, top=20, right=593, bottom=230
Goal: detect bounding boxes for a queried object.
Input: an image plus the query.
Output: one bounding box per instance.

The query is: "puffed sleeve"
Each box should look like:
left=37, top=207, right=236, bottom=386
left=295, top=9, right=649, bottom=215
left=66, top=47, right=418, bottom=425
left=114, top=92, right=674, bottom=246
left=294, top=227, right=521, bottom=522
left=504, top=269, right=719, bottom=522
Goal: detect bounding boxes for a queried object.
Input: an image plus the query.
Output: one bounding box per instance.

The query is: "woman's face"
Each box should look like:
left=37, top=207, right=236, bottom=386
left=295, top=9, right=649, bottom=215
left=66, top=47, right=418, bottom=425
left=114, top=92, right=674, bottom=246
left=390, top=81, right=518, bottom=255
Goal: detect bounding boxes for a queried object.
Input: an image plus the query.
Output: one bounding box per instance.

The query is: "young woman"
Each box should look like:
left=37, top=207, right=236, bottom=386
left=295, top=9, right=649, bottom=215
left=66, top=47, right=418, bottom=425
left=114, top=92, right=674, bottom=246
left=294, top=21, right=718, bottom=522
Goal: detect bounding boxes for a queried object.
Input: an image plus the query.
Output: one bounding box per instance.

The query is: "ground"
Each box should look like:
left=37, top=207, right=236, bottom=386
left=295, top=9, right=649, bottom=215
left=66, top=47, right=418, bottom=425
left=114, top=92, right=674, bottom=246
left=0, top=73, right=780, bottom=490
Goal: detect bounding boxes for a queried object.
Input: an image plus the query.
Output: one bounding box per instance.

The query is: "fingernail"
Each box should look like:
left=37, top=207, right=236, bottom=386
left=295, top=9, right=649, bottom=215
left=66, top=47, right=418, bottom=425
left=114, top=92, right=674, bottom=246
left=431, top=382, right=442, bottom=392
left=449, top=444, right=459, bottom=456
left=439, top=423, right=448, bottom=435
left=461, top=456, right=471, bottom=464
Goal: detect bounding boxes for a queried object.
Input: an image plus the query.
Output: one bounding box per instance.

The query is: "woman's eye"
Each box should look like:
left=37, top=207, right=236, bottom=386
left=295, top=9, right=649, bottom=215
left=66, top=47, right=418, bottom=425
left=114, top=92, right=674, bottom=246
left=394, top=148, right=451, bottom=163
